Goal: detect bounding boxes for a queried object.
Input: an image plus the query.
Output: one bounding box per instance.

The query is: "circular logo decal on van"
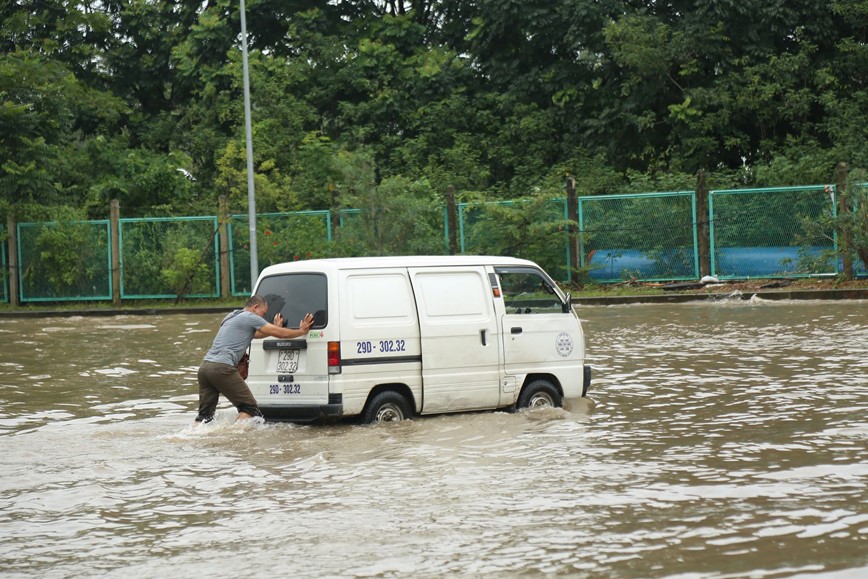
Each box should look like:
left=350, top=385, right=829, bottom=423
left=555, top=332, right=574, bottom=357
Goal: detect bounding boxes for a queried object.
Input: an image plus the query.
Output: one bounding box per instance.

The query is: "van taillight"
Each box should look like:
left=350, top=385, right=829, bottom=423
left=327, top=341, right=341, bottom=374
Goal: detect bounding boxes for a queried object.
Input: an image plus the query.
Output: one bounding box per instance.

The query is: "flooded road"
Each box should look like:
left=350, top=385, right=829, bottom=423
left=1, top=299, right=866, bottom=578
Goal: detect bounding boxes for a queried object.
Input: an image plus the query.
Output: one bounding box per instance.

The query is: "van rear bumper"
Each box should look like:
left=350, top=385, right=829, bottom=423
left=582, top=364, right=592, bottom=397
left=260, top=397, right=343, bottom=423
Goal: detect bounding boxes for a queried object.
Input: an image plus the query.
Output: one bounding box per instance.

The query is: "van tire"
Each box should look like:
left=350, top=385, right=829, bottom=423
left=362, top=391, right=412, bottom=424
left=517, top=379, right=562, bottom=410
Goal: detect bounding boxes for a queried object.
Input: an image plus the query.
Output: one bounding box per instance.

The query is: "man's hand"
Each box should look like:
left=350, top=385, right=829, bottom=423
left=258, top=312, right=315, bottom=339
left=299, top=313, right=314, bottom=333
left=272, top=312, right=313, bottom=331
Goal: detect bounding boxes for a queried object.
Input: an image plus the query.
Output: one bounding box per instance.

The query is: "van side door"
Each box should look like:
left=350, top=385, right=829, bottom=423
left=409, top=266, right=501, bottom=413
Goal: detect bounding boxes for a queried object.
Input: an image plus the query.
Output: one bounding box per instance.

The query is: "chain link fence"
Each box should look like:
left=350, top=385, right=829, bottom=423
left=3, top=184, right=866, bottom=303
left=578, top=191, right=697, bottom=282
left=120, top=217, right=220, bottom=299
left=709, top=186, right=836, bottom=278
left=16, top=220, right=112, bottom=302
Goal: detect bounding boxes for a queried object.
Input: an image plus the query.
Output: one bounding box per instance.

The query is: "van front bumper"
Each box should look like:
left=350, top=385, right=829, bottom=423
left=582, top=364, right=592, bottom=397
left=260, top=394, right=343, bottom=423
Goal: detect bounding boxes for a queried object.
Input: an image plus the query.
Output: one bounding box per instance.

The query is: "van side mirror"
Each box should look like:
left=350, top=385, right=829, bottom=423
left=562, top=292, right=572, bottom=313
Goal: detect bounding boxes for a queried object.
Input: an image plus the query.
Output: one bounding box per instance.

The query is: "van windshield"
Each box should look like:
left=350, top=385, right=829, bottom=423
left=256, top=273, right=327, bottom=329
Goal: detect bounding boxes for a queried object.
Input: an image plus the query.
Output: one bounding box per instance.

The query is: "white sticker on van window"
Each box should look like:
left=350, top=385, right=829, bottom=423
left=556, top=332, right=574, bottom=357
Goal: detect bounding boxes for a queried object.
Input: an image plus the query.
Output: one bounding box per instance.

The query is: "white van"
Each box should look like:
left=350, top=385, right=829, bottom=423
left=248, top=255, right=591, bottom=423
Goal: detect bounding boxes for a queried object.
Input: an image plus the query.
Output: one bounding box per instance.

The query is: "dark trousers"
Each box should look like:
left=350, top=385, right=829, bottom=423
left=196, top=361, right=261, bottom=421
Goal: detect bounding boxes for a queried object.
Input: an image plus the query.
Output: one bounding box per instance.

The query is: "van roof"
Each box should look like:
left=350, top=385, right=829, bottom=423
left=259, top=255, right=539, bottom=276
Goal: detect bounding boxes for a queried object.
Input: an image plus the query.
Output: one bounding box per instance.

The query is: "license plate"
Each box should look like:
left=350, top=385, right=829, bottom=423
left=276, top=349, right=299, bottom=373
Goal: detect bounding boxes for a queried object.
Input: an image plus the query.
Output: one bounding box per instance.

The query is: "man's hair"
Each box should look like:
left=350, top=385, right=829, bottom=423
left=245, top=295, right=267, bottom=308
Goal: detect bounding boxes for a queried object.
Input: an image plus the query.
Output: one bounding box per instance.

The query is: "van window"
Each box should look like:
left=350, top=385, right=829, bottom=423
left=496, top=267, right=562, bottom=314
left=256, top=273, right=328, bottom=328
left=347, top=274, right=413, bottom=322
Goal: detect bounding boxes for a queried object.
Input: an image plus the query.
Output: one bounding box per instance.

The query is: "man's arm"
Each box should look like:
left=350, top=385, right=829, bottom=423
left=255, top=313, right=314, bottom=339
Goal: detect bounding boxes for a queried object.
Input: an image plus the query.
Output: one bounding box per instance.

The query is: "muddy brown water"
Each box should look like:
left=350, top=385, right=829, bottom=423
left=1, top=298, right=866, bottom=578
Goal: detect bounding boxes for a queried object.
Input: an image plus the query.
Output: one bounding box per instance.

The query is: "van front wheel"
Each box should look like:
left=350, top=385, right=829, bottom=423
left=517, top=379, right=562, bottom=410
left=362, top=391, right=412, bottom=424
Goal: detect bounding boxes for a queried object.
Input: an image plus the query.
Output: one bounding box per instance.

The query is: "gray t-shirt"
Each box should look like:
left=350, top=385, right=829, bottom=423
left=203, top=309, right=267, bottom=366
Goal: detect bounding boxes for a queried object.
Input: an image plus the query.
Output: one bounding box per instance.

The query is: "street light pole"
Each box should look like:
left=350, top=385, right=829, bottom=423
left=239, top=0, right=258, bottom=288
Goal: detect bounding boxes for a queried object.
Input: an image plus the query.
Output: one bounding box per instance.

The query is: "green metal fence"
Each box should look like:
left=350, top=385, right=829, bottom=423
left=120, top=217, right=220, bottom=299
left=3, top=183, right=866, bottom=304
left=17, top=220, right=112, bottom=302
left=709, top=186, right=836, bottom=279
left=579, top=191, right=698, bottom=282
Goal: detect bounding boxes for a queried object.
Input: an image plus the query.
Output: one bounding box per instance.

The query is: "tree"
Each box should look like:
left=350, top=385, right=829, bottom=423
left=0, top=51, right=127, bottom=218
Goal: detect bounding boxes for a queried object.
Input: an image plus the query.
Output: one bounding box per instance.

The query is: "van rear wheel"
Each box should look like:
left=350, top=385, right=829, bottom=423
left=362, top=391, right=412, bottom=424
left=517, top=379, right=562, bottom=410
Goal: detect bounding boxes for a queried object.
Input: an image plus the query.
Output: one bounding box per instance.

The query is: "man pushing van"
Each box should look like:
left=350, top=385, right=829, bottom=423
left=195, top=294, right=314, bottom=424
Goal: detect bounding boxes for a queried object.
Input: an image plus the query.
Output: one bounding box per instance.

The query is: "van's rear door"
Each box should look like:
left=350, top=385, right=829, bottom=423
left=248, top=271, right=331, bottom=415
left=409, top=266, right=501, bottom=412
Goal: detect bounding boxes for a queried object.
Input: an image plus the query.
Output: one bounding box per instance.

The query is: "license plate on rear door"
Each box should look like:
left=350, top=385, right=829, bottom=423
left=276, top=349, right=299, bottom=373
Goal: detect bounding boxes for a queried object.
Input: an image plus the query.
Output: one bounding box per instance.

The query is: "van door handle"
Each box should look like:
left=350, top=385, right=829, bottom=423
left=511, top=327, right=522, bottom=334
left=480, top=329, right=487, bottom=346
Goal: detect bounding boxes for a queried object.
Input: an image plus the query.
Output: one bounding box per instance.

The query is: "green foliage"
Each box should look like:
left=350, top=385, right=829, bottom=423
left=332, top=149, right=444, bottom=255
left=292, top=132, right=341, bottom=210
left=754, top=145, right=841, bottom=186
left=252, top=213, right=333, bottom=267
left=462, top=195, right=570, bottom=277
left=161, top=247, right=211, bottom=297
left=1, top=0, right=866, bottom=227
left=215, top=140, right=299, bottom=215
left=60, top=137, right=202, bottom=217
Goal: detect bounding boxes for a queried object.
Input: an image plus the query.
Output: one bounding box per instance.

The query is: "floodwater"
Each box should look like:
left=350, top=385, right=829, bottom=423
left=1, top=298, right=867, bottom=578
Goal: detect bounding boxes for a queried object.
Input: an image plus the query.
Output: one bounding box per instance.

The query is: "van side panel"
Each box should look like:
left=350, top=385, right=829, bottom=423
left=409, top=267, right=501, bottom=413
left=334, top=269, right=423, bottom=415
left=500, top=310, right=585, bottom=396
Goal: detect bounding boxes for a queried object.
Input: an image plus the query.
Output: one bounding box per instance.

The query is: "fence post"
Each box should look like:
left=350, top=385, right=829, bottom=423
left=567, top=177, right=579, bottom=284
left=837, top=161, right=852, bottom=279
left=219, top=196, right=231, bottom=299
left=446, top=185, right=458, bottom=255
left=6, top=215, right=19, bottom=306
left=330, top=185, right=340, bottom=241
left=110, top=199, right=121, bottom=307
left=696, top=169, right=710, bottom=278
